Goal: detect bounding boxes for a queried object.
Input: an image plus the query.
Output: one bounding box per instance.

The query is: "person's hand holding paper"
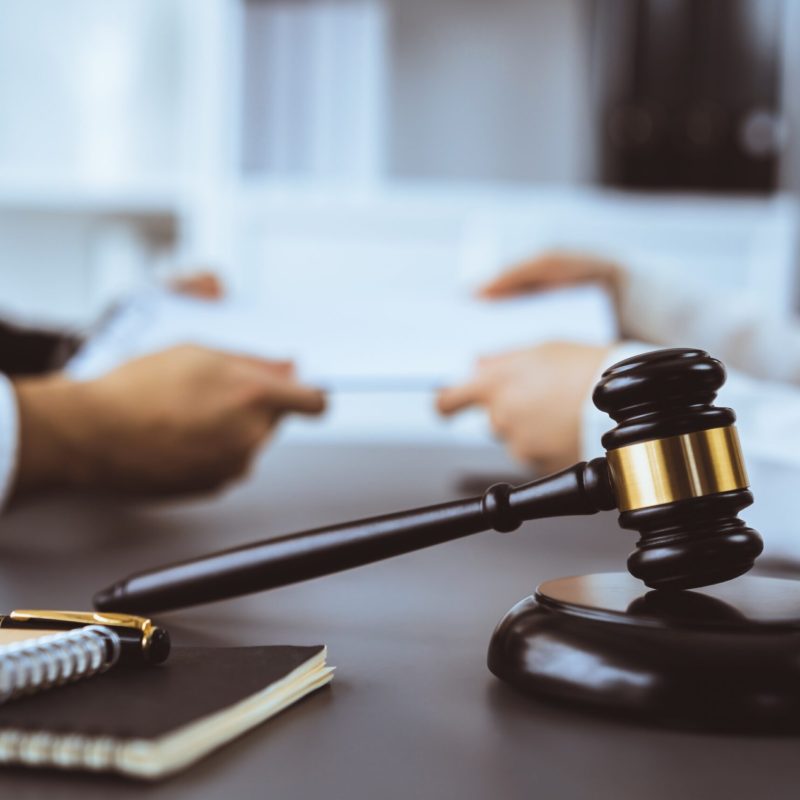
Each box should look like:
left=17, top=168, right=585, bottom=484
left=478, top=251, right=623, bottom=302
left=15, top=345, right=325, bottom=499
left=437, top=343, right=609, bottom=471
left=437, top=253, right=618, bottom=468
left=66, top=246, right=617, bottom=447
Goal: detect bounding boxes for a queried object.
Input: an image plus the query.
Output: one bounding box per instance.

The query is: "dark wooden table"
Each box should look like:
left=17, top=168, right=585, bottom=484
left=0, top=441, right=798, bottom=799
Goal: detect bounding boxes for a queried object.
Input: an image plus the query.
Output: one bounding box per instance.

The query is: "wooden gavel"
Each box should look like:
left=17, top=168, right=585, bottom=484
left=94, top=348, right=763, bottom=615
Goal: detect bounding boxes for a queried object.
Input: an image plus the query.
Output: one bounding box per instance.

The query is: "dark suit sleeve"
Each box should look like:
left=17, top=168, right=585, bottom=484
left=0, top=320, right=82, bottom=376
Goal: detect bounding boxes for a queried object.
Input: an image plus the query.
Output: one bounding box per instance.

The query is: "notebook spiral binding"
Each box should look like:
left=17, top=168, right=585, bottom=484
left=0, top=624, right=121, bottom=705
left=0, top=727, right=138, bottom=773
left=0, top=625, right=133, bottom=774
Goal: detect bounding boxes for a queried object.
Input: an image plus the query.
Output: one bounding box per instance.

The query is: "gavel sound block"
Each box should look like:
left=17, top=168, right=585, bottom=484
left=489, top=572, right=800, bottom=733
left=95, top=349, right=800, bottom=732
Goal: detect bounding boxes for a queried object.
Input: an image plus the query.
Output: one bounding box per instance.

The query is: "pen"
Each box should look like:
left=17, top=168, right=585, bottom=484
left=0, top=610, right=170, bottom=665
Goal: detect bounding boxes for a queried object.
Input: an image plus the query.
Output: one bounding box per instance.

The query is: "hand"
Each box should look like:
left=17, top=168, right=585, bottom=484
left=479, top=251, right=623, bottom=303
left=13, top=345, right=326, bottom=499
left=437, top=343, right=610, bottom=471
left=168, top=270, right=225, bottom=300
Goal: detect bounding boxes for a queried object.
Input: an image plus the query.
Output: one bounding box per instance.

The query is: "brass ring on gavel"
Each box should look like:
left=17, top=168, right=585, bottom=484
left=606, top=425, right=749, bottom=512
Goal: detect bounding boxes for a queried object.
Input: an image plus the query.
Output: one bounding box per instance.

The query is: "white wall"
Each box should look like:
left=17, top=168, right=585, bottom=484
left=386, top=0, right=594, bottom=183
left=0, top=213, right=97, bottom=327
left=781, top=0, right=800, bottom=194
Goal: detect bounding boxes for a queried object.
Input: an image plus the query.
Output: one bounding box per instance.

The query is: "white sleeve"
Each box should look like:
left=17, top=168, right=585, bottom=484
left=0, top=374, right=20, bottom=511
left=581, top=343, right=800, bottom=561
left=616, top=267, right=800, bottom=385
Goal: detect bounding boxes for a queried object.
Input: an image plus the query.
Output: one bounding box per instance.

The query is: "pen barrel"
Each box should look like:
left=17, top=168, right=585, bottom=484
left=0, top=620, right=168, bottom=665
left=94, top=459, right=615, bottom=615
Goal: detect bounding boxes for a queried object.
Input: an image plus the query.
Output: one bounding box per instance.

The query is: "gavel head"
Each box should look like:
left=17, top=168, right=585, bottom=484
left=593, top=348, right=763, bottom=591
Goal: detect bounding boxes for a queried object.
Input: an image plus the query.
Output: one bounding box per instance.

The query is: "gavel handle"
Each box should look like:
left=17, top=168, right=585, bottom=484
left=94, top=458, right=615, bottom=614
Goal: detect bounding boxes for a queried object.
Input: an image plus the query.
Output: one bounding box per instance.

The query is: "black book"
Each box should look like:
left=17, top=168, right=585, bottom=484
left=0, top=645, right=332, bottom=780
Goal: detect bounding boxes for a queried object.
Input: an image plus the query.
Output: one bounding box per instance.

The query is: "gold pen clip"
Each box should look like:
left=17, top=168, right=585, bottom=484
left=5, top=610, right=163, bottom=661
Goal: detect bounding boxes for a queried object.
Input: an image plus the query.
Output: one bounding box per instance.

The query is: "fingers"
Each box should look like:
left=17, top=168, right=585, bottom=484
left=233, top=353, right=296, bottom=378
left=478, top=256, right=557, bottom=299
left=263, top=360, right=295, bottom=378
left=252, top=372, right=327, bottom=416
left=479, top=252, right=621, bottom=301
left=437, top=352, right=516, bottom=416
left=169, top=271, right=225, bottom=300
left=231, top=355, right=324, bottom=415
left=436, top=379, right=484, bottom=416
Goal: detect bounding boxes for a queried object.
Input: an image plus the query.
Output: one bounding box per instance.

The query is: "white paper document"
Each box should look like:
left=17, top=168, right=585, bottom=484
left=68, top=284, right=616, bottom=388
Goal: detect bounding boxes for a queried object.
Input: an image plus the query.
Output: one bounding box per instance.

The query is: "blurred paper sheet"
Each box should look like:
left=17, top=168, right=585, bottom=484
left=68, top=284, right=616, bottom=387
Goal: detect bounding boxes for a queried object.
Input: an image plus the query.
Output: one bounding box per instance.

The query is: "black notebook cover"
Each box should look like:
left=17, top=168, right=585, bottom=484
left=0, top=645, right=331, bottom=779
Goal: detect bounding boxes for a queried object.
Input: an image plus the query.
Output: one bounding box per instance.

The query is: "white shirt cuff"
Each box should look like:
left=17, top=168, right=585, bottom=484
left=0, top=374, right=19, bottom=511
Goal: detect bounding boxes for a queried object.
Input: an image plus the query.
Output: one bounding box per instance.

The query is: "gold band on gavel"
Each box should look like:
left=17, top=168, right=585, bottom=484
left=606, top=425, right=749, bottom=512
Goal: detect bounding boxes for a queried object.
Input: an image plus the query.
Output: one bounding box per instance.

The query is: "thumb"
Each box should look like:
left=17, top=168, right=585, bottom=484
left=478, top=257, right=554, bottom=299
left=479, top=253, right=583, bottom=299
left=252, top=373, right=327, bottom=416
left=436, top=379, right=484, bottom=416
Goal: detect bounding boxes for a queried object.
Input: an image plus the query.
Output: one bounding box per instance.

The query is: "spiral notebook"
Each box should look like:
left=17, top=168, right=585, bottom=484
left=0, top=626, right=124, bottom=704
left=0, top=645, right=332, bottom=780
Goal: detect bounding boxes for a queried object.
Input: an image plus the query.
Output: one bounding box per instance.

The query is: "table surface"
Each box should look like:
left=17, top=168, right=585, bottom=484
left=0, top=441, right=799, bottom=800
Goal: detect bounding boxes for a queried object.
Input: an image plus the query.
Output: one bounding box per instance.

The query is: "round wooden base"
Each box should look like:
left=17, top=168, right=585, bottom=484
left=488, top=572, right=800, bottom=733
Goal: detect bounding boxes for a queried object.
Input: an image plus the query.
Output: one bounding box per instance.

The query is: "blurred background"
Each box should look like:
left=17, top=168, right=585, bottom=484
left=1, top=0, right=799, bottom=449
